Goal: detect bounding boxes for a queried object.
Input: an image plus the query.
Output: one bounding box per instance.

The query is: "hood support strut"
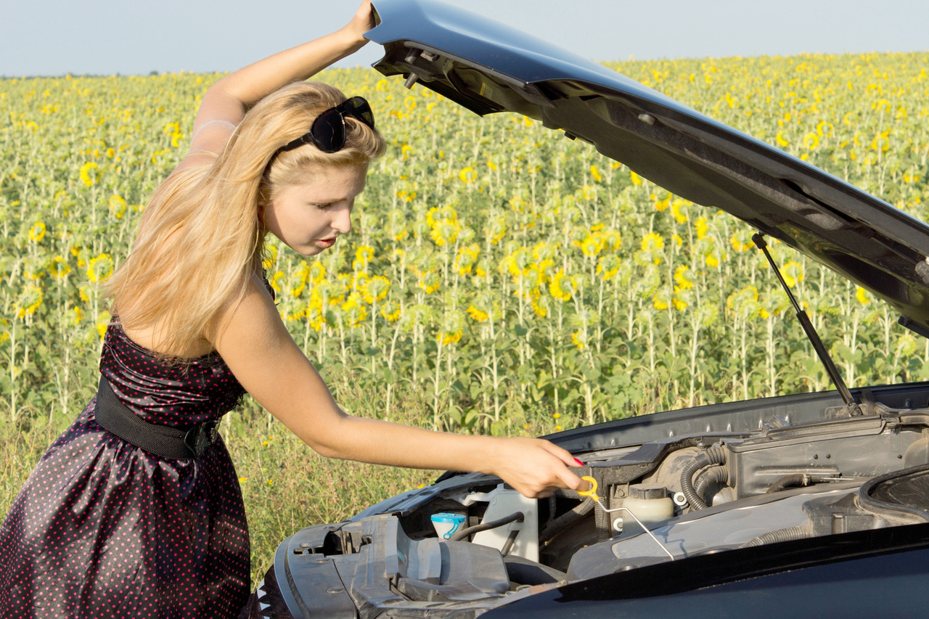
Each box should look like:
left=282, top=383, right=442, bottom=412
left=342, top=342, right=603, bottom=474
left=753, top=233, right=862, bottom=416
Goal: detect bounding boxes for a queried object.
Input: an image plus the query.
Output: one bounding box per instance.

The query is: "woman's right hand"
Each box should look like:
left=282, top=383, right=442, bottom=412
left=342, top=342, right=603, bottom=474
left=484, top=437, right=585, bottom=498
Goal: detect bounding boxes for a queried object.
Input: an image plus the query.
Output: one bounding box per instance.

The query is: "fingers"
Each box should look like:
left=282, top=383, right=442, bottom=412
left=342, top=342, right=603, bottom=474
left=345, top=0, right=375, bottom=38
left=556, top=465, right=583, bottom=491
left=575, top=476, right=595, bottom=494
left=533, top=444, right=584, bottom=493
left=539, top=439, right=585, bottom=468
left=357, top=0, right=374, bottom=28
left=495, top=438, right=588, bottom=498
left=516, top=469, right=581, bottom=498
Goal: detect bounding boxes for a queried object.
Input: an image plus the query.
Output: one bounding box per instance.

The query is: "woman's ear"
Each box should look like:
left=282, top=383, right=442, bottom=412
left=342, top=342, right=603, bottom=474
left=256, top=187, right=269, bottom=222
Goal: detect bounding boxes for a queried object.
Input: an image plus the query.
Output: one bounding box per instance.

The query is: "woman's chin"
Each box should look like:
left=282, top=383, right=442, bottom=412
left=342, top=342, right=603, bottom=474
left=287, top=242, right=324, bottom=257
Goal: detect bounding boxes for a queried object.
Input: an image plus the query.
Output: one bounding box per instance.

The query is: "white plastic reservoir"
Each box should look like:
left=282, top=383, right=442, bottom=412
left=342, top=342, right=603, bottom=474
left=469, top=484, right=539, bottom=561
left=618, top=484, right=673, bottom=535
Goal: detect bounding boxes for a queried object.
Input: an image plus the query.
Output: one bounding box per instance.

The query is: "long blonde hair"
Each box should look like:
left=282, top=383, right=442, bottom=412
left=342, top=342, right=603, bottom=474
left=105, top=81, right=385, bottom=359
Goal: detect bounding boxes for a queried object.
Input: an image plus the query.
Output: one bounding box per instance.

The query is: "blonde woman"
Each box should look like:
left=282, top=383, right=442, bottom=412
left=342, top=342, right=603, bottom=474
left=0, top=1, right=583, bottom=616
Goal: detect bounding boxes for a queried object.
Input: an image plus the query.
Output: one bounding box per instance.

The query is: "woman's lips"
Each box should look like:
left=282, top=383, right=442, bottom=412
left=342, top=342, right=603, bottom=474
left=317, top=237, right=336, bottom=248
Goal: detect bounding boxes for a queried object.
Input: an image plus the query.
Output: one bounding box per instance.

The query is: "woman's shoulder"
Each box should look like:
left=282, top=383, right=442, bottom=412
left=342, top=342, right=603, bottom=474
left=210, top=269, right=277, bottom=335
left=115, top=270, right=271, bottom=360
left=118, top=316, right=217, bottom=359
left=209, top=269, right=288, bottom=366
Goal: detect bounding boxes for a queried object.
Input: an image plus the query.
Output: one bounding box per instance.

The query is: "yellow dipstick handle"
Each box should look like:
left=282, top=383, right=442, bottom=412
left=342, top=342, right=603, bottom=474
left=578, top=475, right=600, bottom=502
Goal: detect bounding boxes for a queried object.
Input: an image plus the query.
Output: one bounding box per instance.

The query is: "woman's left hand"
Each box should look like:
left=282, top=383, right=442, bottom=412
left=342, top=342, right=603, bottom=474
left=341, top=0, right=376, bottom=48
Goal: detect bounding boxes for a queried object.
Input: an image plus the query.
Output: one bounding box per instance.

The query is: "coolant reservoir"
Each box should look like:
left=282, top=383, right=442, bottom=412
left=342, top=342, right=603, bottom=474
left=469, top=485, right=539, bottom=561
left=618, top=484, right=673, bottom=534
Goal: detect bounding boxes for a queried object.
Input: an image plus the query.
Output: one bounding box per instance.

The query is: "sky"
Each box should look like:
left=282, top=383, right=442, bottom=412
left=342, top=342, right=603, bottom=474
left=2, top=0, right=927, bottom=77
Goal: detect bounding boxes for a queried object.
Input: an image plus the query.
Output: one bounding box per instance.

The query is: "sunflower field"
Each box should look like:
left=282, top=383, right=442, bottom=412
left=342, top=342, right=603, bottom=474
left=2, top=51, right=928, bottom=584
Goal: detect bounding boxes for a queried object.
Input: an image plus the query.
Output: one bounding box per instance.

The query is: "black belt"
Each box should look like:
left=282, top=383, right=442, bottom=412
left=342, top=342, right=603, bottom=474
left=95, top=375, right=219, bottom=460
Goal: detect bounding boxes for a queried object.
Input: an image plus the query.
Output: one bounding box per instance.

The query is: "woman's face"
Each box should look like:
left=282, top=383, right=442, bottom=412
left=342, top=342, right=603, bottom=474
left=263, top=164, right=368, bottom=257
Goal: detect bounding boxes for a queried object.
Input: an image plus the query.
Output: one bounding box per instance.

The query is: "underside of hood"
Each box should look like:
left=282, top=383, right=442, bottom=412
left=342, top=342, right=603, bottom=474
left=366, top=0, right=929, bottom=337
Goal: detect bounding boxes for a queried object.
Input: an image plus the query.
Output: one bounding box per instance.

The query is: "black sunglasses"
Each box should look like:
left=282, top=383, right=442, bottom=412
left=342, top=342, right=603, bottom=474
left=271, top=96, right=375, bottom=161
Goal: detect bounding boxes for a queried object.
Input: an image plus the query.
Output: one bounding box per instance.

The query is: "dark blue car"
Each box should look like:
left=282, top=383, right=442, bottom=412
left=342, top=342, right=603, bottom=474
left=245, top=1, right=929, bottom=616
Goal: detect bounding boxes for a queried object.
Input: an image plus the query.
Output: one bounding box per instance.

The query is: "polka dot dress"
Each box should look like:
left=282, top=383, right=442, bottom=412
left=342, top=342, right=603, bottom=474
left=0, top=318, right=251, bottom=618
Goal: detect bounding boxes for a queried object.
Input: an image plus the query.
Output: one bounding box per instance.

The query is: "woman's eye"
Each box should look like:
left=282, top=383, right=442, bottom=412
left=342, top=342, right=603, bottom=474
left=312, top=202, right=334, bottom=210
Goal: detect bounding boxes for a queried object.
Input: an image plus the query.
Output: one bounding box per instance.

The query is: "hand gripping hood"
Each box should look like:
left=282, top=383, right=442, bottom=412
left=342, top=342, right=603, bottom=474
left=367, top=0, right=929, bottom=336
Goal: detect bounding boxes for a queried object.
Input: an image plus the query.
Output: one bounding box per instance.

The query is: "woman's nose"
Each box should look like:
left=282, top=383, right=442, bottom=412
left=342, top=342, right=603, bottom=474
left=331, top=205, right=352, bottom=234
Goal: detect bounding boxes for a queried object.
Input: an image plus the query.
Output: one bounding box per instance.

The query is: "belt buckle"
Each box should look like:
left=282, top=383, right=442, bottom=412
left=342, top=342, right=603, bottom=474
left=184, top=420, right=219, bottom=458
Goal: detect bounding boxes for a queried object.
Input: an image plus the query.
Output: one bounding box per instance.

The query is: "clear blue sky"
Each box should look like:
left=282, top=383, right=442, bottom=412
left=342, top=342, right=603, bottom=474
left=2, top=0, right=927, bottom=77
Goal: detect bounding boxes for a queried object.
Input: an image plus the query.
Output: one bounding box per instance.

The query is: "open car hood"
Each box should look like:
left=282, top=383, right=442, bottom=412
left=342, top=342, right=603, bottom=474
left=367, top=0, right=929, bottom=337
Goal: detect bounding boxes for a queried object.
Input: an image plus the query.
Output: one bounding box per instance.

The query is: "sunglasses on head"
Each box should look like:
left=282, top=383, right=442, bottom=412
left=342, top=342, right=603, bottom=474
left=270, top=96, right=375, bottom=162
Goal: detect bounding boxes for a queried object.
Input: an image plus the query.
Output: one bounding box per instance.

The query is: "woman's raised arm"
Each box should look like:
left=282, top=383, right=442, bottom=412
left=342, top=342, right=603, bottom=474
left=180, top=0, right=375, bottom=165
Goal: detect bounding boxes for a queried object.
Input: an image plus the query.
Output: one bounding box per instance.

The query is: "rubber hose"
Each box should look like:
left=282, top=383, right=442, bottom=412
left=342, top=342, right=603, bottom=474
left=450, top=511, right=524, bottom=542
left=681, top=444, right=727, bottom=511
left=500, top=528, right=521, bottom=556
left=693, top=465, right=730, bottom=503
left=539, top=498, right=595, bottom=545
left=742, top=525, right=810, bottom=547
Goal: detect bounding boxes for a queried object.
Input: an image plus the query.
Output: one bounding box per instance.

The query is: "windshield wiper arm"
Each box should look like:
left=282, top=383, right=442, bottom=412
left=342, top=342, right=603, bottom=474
left=752, top=233, right=861, bottom=416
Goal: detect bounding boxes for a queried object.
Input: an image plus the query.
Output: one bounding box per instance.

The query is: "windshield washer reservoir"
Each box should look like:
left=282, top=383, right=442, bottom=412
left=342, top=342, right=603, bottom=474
left=469, top=485, right=539, bottom=562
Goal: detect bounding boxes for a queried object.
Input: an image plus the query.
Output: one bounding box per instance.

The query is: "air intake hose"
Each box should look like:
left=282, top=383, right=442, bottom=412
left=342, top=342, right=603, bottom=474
left=681, top=444, right=728, bottom=511
left=694, top=465, right=729, bottom=500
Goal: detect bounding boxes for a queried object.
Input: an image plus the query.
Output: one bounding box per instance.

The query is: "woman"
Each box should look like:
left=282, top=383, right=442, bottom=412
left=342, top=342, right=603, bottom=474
left=0, top=1, right=583, bottom=616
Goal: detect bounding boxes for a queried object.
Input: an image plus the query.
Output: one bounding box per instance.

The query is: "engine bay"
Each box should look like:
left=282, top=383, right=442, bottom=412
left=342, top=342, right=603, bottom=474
left=271, top=402, right=929, bottom=616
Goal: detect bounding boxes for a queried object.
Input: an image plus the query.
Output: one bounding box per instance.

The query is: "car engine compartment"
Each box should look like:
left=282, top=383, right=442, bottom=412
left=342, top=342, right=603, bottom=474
left=266, top=400, right=929, bottom=617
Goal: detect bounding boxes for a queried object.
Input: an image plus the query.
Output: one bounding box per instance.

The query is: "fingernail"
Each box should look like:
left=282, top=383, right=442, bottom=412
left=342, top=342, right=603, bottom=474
left=573, top=457, right=584, bottom=466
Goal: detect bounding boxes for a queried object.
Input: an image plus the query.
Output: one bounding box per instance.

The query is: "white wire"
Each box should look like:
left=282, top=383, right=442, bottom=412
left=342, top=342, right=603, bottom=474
left=591, top=498, right=676, bottom=561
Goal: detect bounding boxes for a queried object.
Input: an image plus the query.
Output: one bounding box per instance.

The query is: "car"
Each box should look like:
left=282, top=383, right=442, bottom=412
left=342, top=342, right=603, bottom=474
left=245, top=0, right=929, bottom=616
